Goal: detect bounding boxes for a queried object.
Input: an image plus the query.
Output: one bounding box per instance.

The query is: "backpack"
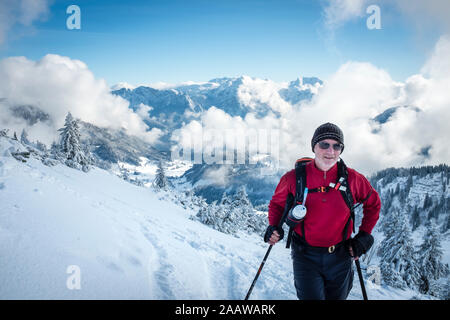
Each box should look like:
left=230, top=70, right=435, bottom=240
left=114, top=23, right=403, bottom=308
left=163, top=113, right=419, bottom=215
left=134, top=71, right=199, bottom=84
left=285, top=157, right=365, bottom=248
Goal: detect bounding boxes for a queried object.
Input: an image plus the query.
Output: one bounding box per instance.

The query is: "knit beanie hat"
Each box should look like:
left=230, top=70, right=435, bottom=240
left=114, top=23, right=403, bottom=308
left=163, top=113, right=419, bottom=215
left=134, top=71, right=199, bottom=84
left=311, top=122, right=344, bottom=153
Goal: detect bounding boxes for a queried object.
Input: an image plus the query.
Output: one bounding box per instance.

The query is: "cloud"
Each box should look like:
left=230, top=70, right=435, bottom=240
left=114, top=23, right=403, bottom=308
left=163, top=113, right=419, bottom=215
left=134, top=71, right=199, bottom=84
left=0, top=54, right=162, bottom=145
left=394, top=0, right=450, bottom=35
left=298, top=35, right=450, bottom=174
left=420, top=35, right=450, bottom=80
left=202, top=166, right=231, bottom=187
left=0, top=0, right=50, bottom=45
left=321, top=0, right=368, bottom=30
left=172, top=35, right=450, bottom=175
left=237, top=76, right=292, bottom=114
left=320, top=0, right=450, bottom=34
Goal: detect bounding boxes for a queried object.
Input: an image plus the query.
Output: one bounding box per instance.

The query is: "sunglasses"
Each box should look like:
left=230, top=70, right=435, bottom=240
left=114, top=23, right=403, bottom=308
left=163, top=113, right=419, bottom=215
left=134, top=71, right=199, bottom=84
left=318, top=141, right=344, bottom=151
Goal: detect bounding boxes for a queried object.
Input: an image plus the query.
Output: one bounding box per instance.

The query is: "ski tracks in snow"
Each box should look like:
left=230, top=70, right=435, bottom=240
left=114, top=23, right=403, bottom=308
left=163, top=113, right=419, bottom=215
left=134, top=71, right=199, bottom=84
left=139, top=214, right=249, bottom=299
left=141, top=223, right=176, bottom=299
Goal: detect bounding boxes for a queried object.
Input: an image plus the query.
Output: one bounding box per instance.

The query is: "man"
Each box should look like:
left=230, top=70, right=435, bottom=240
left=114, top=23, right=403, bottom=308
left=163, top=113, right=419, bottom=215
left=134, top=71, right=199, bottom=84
left=264, top=122, right=381, bottom=300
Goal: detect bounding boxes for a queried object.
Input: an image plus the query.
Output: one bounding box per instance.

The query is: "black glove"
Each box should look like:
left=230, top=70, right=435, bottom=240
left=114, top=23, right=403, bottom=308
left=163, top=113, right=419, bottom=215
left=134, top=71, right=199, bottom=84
left=349, top=230, right=374, bottom=257
left=264, top=225, right=284, bottom=243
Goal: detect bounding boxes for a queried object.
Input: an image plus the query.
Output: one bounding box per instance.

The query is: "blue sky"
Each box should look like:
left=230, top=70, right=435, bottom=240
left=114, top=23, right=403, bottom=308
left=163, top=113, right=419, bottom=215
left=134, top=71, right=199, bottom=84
left=0, top=0, right=444, bottom=86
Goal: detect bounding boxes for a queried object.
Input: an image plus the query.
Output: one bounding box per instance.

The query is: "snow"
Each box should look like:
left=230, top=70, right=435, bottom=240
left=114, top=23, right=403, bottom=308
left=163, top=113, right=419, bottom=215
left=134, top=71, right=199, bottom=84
left=0, top=136, right=434, bottom=299
left=110, top=82, right=136, bottom=91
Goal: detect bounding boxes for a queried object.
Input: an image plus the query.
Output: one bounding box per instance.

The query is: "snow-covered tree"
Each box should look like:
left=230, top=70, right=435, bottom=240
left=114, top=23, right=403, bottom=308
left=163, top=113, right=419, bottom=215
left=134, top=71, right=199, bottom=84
left=219, top=191, right=233, bottom=206
left=230, top=186, right=253, bottom=210
left=220, top=205, right=240, bottom=235
left=405, top=174, right=413, bottom=194
left=119, top=165, right=130, bottom=182
left=195, top=186, right=275, bottom=237
left=195, top=201, right=239, bottom=234
left=58, top=112, right=90, bottom=171
left=416, top=220, right=449, bottom=294
left=0, top=128, right=8, bottom=137
left=410, top=206, right=421, bottom=231
left=378, top=210, right=421, bottom=289
left=196, top=203, right=217, bottom=226
left=428, top=278, right=450, bottom=299
left=442, top=214, right=450, bottom=233
left=230, top=186, right=266, bottom=235
left=20, top=129, right=30, bottom=145
left=152, top=159, right=168, bottom=190
left=423, top=193, right=432, bottom=209
left=35, top=140, right=47, bottom=153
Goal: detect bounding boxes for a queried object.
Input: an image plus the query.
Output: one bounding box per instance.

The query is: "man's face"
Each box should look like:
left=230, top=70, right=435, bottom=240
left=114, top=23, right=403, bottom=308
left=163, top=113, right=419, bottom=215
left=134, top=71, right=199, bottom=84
left=313, top=139, right=342, bottom=170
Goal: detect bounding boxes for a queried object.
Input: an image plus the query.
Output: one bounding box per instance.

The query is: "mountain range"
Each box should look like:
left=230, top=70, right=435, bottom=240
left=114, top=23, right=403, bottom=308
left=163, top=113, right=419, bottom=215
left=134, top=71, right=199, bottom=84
left=2, top=75, right=428, bottom=206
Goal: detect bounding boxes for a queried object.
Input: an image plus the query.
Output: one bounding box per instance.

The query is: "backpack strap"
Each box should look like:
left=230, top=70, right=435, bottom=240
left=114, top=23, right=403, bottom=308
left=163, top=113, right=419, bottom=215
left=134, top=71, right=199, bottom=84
left=294, top=158, right=311, bottom=204
left=288, top=158, right=311, bottom=248
left=337, top=159, right=355, bottom=241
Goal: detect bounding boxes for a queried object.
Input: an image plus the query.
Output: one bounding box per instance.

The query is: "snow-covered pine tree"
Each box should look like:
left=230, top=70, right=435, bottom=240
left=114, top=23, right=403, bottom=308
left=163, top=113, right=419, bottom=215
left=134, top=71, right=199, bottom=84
left=119, top=165, right=130, bottom=182
left=82, top=140, right=95, bottom=168
left=379, top=209, right=421, bottom=289
left=20, top=129, right=30, bottom=145
left=58, top=112, right=90, bottom=171
left=0, top=129, right=8, bottom=137
left=231, top=186, right=253, bottom=210
left=191, top=192, right=207, bottom=209
left=152, top=159, right=168, bottom=190
left=195, top=187, right=266, bottom=237
left=35, top=141, right=47, bottom=153
left=443, top=214, right=450, bottom=233
left=423, top=193, right=432, bottom=209
left=416, top=220, right=449, bottom=295
left=196, top=203, right=216, bottom=226
left=410, top=206, right=421, bottom=231
left=378, top=190, right=395, bottom=236
left=220, top=205, right=239, bottom=235
left=219, top=191, right=233, bottom=206
left=394, top=183, right=400, bottom=195
left=230, top=186, right=266, bottom=235
left=405, top=174, right=413, bottom=194
left=229, top=186, right=253, bottom=232
left=59, top=112, right=78, bottom=156
left=195, top=201, right=238, bottom=234
left=50, top=141, right=62, bottom=158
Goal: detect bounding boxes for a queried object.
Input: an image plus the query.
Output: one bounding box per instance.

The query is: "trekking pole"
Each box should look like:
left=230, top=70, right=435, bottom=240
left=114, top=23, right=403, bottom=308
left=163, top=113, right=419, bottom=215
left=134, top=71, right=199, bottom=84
left=244, top=193, right=294, bottom=300
left=354, top=259, right=368, bottom=300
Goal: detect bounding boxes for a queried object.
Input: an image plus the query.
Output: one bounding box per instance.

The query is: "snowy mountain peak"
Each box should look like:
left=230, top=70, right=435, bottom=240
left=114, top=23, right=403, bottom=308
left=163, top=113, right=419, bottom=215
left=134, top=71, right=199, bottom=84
left=110, top=82, right=136, bottom=91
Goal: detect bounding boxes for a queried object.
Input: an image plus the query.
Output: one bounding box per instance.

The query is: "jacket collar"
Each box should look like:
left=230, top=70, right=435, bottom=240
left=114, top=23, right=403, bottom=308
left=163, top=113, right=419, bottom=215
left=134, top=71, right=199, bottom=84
left=310, top=158, right=339, bottom=175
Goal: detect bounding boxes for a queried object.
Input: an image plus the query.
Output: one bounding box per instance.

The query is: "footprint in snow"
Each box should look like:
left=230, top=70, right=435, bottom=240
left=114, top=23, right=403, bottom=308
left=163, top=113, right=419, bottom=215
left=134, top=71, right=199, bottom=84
left=141, top=228, right=176, bottom=299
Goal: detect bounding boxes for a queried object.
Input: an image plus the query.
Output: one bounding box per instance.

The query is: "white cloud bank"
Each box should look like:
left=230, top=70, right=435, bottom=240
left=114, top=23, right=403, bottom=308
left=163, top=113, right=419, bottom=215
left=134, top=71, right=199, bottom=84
left=321, top=0, right=450, bottom=34
left=0, top=0, right=50, bottom=45
left=0, top=40, right=448, bottom=175
left=173, top=35, right=450, bottom=175
left=0, top=54, right=162, bottom=145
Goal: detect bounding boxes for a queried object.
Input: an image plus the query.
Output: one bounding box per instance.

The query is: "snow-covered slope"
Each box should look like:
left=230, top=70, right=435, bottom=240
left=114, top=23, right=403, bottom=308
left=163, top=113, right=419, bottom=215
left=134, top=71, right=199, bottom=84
left=0, top=136, right=434, bottom=299
left=0, top=136, right=295, bottom=299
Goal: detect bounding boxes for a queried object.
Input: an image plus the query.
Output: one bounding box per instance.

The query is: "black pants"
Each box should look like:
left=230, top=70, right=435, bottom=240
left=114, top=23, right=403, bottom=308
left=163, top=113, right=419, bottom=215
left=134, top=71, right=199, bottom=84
left=291, top=235, right=354, bottom=300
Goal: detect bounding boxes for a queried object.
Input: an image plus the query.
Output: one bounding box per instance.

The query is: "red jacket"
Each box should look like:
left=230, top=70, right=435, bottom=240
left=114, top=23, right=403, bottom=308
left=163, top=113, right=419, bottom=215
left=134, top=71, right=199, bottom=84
left=268, top=159, right=381, bottom=247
